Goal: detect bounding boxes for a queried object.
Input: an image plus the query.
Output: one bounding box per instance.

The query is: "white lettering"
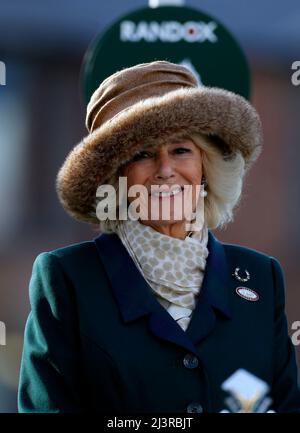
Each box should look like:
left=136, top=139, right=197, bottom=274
left=163, top=21, right=183, bottom=42
left=95, top=178, right=205, bottom=232
left=96, top=185, right=116, bottom=220
left=291, top=61, right=300, bottom=86
left=120, top=20, right=218, bottom=43
left=291, top=321, right=300, bottom=346
left=107, top=417, right=142, bottom=430
left=148, top=21, right=161, bottom=42
left=0, top=321, right=6, bottom=346
left=0, top=61, right=6, bottom=86
left=120, top=21, right=138, bottom=42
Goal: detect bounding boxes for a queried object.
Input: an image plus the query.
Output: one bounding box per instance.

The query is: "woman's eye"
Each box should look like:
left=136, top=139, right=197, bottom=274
left=132, top=151, right=152, bottom=161
left=174, top=147, right=191, bottom=154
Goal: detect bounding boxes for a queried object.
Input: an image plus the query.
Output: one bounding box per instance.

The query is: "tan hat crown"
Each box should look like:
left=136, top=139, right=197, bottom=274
left=86, top=61, right=199, bottom=133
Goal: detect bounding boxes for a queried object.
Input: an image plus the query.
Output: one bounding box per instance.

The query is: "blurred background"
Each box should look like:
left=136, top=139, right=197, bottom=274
left=0, top=0, right=299, bottom=412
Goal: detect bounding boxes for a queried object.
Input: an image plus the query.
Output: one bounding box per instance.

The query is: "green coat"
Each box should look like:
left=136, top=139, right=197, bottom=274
left=18, top=231, right=300, bottom=413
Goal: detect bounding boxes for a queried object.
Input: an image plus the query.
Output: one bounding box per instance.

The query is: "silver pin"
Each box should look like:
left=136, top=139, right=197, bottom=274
left=232, top=267, right=250, bottom=282
left=236, top=286, right=259, bottom=302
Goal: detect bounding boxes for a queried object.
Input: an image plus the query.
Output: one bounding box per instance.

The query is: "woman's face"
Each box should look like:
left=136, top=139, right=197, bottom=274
left=121, top=137, right=204, bottom=239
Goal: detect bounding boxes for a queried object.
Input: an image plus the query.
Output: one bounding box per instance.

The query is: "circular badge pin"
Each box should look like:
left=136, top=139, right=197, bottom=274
left=236, top=287, right=259, bottom=302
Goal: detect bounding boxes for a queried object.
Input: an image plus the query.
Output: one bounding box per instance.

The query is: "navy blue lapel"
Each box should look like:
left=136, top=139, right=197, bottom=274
left=185, top=231, right=232, bottom=345
left=93, top=230, right=232, bottom=356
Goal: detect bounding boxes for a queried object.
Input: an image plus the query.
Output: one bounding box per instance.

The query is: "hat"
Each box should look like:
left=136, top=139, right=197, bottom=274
left=56, top=60, right=263, bottom=224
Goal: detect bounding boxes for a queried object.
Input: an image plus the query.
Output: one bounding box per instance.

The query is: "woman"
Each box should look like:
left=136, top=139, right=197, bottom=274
left=18, top=60, right=300, bottom=413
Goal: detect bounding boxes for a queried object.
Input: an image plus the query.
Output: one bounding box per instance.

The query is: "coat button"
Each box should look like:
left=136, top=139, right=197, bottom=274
left=186, top=402, right=203, bottom=413
left=183, top=353, right=199, bottom=369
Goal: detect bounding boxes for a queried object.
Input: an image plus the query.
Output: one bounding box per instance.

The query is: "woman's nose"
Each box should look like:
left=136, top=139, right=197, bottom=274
left=153, top=155, right=175, bottom=180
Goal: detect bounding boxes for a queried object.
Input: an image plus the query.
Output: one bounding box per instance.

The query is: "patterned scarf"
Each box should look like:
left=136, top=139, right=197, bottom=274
left=116, top=219, right=209, bottom=331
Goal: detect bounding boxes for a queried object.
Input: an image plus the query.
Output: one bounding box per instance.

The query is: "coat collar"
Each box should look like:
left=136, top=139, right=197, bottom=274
left=94, top=229, right=232, bottom=356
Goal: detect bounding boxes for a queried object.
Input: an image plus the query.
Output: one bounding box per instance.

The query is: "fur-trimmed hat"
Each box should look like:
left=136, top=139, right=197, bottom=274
left=56, top=60, right=262, bottom=224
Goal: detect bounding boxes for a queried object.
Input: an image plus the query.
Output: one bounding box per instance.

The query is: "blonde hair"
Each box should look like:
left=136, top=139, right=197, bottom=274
left=92, top=132, right=245, bottom=233
left=190, top=133, right=245, bottom=229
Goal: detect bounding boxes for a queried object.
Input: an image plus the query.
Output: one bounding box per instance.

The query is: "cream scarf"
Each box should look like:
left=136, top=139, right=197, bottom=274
left=116, top=219, right=209, bottom=331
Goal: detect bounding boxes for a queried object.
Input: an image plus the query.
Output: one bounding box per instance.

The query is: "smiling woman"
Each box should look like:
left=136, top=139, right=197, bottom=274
left=120, top=138, right=204, bottom=239
left=94, top=131, right=245, bottom=236
left=18, top=60, right=300, bottom=413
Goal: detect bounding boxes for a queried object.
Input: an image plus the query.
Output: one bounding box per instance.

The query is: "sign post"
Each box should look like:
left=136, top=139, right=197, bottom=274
left=81, top=3, right=250, bottom=104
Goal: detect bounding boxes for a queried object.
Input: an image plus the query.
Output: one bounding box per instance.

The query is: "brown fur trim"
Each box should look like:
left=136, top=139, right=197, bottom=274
left=56, top=87, right=262, bottom=224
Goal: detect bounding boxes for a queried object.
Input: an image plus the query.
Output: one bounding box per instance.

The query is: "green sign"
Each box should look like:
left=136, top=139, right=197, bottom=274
left=81, top=6, right=251, bottom=104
